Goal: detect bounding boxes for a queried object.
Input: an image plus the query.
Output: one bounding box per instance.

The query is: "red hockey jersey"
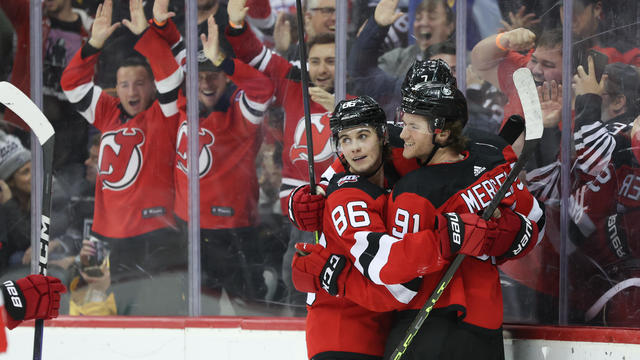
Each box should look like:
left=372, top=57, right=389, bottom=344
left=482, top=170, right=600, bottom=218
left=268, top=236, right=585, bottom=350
left=173, top=66, right=272, bottom=229
left=60, top=36, right=182, bottom=238
left=225, top=24, right=338, bottom=214
left=306, top=173, right=415, bottom=359
left=349, top=142, right=545, bottom=330
left=142, top=19, right=274, bottom=229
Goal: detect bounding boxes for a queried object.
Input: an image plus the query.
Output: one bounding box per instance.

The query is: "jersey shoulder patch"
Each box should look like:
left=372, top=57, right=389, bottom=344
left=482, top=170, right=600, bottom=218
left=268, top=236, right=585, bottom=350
left=327, top=172, right=386, bottom=200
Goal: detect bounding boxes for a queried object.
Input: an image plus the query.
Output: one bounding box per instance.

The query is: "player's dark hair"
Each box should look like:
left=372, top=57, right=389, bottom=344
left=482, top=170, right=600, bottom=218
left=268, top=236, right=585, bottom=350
left=442, top=117, right=467, bottom=153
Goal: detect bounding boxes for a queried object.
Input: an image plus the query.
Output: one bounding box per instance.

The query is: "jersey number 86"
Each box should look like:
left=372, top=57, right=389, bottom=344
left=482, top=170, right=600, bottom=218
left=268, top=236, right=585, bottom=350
left=331, top=201, right=371, bottom=236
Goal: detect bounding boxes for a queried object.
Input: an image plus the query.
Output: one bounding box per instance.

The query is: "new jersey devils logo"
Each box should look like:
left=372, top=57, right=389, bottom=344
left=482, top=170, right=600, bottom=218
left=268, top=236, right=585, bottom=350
left=176, top=122, right=215, bottom=178
left=290, top=113, right=333, bottom=164
left=98, top=128, right=145, bottom=191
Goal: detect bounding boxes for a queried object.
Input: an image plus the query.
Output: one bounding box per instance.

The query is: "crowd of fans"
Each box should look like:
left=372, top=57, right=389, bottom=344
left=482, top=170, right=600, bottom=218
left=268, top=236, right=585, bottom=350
left=0, top=0, right=638, bottom=328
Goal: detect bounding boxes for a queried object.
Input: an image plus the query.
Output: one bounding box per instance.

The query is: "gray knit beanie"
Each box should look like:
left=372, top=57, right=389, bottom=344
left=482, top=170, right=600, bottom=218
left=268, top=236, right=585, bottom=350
left=0, top=130, right=31, bottom=181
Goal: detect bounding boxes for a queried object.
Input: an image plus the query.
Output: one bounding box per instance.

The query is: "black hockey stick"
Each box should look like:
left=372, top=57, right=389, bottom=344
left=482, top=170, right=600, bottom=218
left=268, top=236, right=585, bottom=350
left=294, top=0, right=317, bottom=194
left=294, top=0, right=321, bottom=244
left=388, top=68, right=543, bottom=360
left=0, top=81, right=55, bottom=360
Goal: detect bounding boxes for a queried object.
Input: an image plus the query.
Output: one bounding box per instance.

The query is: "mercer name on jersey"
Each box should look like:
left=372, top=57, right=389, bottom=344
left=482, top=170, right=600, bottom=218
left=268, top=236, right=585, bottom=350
left=459, top=167, right=524, bottom=214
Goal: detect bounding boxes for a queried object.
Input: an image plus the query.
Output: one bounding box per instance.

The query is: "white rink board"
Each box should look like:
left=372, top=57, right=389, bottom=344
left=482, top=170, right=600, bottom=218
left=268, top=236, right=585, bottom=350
left=1, top=325, right=640, bottom=359
left=0, top=326, right=308, bottom=360
left=505, top=338, right=640, bottom=360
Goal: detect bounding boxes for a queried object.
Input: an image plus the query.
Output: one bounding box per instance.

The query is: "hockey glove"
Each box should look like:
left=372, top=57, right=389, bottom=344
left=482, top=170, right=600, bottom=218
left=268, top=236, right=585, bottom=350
left=288, top=184, right=327, bottom=232
left=436, top=212, right=493, bottom=259
left=1, top=275, right=67, bottom=329
left=436, top=209, right=538, bottom=261
left=291, top=243, right=349, bottom=296
left=488, top=207, right=539, bottom=262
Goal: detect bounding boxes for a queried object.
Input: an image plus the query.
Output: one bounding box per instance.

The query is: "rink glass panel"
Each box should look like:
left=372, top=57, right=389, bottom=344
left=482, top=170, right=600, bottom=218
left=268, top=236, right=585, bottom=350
left=2, top=0, right=638, bottom=326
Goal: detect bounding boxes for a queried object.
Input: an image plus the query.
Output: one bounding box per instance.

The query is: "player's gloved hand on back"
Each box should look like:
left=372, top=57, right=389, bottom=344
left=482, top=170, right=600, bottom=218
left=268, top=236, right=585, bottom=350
left=1, top=275, right=67, bottom=329
left=291, top=243, right=350, bottom=297
left=288, top=184, right=327, bottom=232
left=436, top=208, right=537, bottom=261
left=436, top=212, right=493, bottom=259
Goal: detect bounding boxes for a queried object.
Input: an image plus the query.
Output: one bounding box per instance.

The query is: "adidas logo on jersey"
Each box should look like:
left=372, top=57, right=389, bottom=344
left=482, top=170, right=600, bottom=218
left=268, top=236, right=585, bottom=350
left=473, top=166, right=486, bottom=177
left=337, top=174, right=359, bottom=187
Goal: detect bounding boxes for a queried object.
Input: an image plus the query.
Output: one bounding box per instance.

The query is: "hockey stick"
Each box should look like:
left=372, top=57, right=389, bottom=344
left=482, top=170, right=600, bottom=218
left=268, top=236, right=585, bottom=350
left=294, top=0, right=321, bottom=244
left=388, top=67, right=543, bottom=360
left=294, top=0, right=317, bottom=194
left=0, top=82, right=55, bottom=360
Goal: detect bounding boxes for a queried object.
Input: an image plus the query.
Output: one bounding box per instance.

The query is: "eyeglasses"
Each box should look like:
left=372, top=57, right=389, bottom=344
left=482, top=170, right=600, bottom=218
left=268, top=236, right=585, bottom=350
left=310, top=7, right=336, bottom=15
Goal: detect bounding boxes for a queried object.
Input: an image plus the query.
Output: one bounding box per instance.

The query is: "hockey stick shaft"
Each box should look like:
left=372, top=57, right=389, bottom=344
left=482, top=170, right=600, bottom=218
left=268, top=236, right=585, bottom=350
left=0, top=81, right=55, bottom=360
left=33, top=138, right=54, bottom=360
left=388, top=68, right=542, bottom=360
left=294, top=0, right=317, bottom=194
left=294, top=0, right=320, bottom=244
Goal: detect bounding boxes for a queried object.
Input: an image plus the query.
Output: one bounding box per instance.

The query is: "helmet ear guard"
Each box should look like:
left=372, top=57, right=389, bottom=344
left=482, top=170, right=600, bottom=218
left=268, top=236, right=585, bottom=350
left=431, top=117, right=445, bottom=134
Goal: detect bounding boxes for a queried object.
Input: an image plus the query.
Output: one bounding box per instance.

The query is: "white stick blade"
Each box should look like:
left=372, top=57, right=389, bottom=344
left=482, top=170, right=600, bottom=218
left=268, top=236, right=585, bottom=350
left=0, top=81, right=54, bottom=144
left=512, top=68, right=544, bottom=141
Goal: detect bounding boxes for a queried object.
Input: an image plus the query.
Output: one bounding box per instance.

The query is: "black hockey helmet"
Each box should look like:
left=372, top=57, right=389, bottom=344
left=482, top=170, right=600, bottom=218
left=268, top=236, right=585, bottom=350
left=330, top=96, right=387, bottom=148
left=400, top=59, right=468, bottom=131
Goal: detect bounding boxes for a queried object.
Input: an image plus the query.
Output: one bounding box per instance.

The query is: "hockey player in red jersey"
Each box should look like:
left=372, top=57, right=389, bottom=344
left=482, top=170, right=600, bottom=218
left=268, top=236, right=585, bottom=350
left=294, top=60, right=545, bottom=359
left=292, top=96, right=417, bottom=360
left=140, top=0, right=276, bottom=310
left=0, top=275, right=66, bottom=352
left=60, top=0, right=184, bottom=311
left=375, top=61, right=543, bottom=360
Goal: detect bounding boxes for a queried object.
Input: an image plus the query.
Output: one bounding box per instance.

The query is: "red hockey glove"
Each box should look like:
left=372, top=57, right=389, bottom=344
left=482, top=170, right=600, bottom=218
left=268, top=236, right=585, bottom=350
left=291, top=243, right=350, bottom=296
left=436, top=212, right=493, bottom=259
left=487, top=208, right=539, bottom=262
left=436, top=209, right=538, bottom=261
left=287, top=184, right=327, bottom=232
left=1, top=275, right=67, bottom=329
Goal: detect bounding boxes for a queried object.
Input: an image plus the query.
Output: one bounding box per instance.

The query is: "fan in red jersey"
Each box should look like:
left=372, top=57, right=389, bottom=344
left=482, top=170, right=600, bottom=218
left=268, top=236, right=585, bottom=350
left=139, top=0, right=277, bottom=311
left=60, top=0, right=184, bottom=313
left=0, top=275, right=66, bottom=352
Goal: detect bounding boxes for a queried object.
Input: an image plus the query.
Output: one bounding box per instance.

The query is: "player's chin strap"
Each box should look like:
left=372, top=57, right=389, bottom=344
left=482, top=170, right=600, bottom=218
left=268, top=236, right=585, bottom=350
left=420, top=117, right=451, bottom=166
left=360, top=155, right=385, bottom=179
left=339, top=152, right=385, bottom=179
